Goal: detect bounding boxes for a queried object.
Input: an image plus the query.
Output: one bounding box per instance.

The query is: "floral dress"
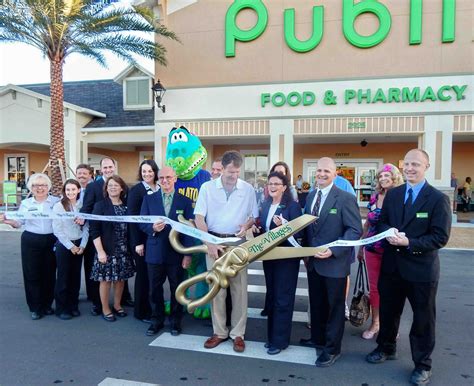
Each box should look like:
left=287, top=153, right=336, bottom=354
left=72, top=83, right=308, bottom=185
left=91, top=204, right=135, bottom=282
left=365, top=193, right=384, bottom=255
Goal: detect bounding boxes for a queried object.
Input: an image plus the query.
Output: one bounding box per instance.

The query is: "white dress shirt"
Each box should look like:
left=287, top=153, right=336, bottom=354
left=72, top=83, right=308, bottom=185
left=194, top=177, right=258, bottom=234
left=17, top=195, right=60, bottom=234
left=52, top=201, right=89, bottom=249
left=310, top=183, right=334, bottom=216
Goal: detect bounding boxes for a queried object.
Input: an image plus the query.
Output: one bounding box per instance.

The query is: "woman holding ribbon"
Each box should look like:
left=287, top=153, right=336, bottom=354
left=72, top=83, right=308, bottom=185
left=90, top=175, right=135, bottom=322
left=253, top=171, right=302, bottom=355
left=127, top=160, right=160, bottom=323
left=358, top=163, right=403, bottom=339
left=52, top=179, right=89, bottom=320
left=0, top=173, right=59, bottom=320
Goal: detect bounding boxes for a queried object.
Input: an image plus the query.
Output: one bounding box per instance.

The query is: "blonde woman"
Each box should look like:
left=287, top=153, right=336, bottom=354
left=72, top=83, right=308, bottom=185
left=359, top=163, right=404, bottom=339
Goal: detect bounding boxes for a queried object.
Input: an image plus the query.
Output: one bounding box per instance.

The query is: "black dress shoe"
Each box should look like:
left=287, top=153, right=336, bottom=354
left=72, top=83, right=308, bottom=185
left=31, top=312, right=42, bottom=320
left=366, top=348, right=397, bottom=364
left=264, top=342, right=271, bottom=348
left=90, top=305, right=100, bottom=316
left=43, top=307, right=54, bottom=315
left=141, top=318, right=152, bottom=324
left=71, top=310, right=81, bottom=317
left=267, top=346, right=282, bottom=355
left=315, top=352, right=341, bottom=367
left=57, top=313, right=73, bottom=320
left=146, top=323, right=164, bottom=336
left=299, top=338, right=324, bottom=350
left=260, top=309, right=268, bottom=317
left=410, top=369, right=432, bottom=385
left=170, top=324, right=182, bottom=336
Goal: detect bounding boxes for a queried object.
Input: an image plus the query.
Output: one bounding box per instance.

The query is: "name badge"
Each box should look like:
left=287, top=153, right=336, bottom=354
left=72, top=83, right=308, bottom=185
left=416, top=212, right=428, bottom=218
left=329, top=208, right=337, bottom=214
left=176, top=210, right=184, bottom=214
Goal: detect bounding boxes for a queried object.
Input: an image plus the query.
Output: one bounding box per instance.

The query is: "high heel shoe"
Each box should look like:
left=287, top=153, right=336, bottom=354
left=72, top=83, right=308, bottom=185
left=362, top=328, right=379, bottom=340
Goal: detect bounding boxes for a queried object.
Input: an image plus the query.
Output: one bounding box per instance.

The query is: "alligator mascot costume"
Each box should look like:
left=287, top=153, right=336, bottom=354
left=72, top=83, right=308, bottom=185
left=166, top=126, right=211, bottom=319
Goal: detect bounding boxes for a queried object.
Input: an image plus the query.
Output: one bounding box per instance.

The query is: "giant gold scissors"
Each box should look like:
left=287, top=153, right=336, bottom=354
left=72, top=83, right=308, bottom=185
left=171, top=214, right=326, bottom=313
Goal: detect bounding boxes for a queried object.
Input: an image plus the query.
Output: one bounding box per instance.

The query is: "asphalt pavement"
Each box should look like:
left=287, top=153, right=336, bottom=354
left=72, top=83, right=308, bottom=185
left=0, top=231, right=473, bottom=386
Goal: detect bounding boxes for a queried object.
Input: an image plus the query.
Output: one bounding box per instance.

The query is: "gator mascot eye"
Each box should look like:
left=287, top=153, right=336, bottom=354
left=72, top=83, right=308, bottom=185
left=166, top=126, right=207, bottom=181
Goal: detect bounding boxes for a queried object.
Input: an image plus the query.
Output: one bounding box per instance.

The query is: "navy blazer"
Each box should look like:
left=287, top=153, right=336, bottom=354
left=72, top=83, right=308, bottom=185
left=89, top=197, right=130, bottom=256
left=303, top=185, right=362, bottom=278
left=139, top=191, right=194, bottom=265
left=127, top=182, right=154, bottom=249
left=378, top=183, right=451, bottom=282
left=258, top=199, right=303, bottom=246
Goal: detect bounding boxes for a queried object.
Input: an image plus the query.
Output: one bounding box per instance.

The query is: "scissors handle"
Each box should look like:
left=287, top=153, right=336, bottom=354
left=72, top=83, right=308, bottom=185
left=169, top=215, right=209, bottom=255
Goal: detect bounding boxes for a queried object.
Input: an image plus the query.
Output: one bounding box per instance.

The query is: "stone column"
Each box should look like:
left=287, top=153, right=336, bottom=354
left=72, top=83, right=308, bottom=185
left=269, top=119, right=295, bottom=180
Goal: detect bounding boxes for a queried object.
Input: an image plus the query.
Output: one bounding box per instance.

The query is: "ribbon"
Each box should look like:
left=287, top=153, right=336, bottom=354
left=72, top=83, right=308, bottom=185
left=2, top=211, right=397, bottom=249
left=0, top=211, right=241, bottom=245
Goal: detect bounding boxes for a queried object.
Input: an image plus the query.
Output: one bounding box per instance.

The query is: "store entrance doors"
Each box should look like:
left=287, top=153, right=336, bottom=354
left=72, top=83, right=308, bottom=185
left=303, top=158, right=382, bottom=206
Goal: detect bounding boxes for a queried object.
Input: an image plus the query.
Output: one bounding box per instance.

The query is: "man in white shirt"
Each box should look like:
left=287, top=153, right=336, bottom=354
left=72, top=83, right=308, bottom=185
left=194, top=151, right=258, bottom=353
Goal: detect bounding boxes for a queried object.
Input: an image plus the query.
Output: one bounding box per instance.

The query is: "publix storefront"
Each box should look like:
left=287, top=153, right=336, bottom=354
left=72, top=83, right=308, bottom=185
left=151, top=0, right=473, bottom=205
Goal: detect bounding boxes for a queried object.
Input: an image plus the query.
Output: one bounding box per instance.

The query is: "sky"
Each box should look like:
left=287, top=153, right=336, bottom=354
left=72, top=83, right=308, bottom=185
left=0, top=0, right=153, bottom=86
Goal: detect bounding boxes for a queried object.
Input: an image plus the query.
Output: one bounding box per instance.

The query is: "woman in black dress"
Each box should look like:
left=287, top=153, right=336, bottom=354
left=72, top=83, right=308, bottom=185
left=126, top=160, right=159, bottom=322
left=90, top=175, right=135, bottom=322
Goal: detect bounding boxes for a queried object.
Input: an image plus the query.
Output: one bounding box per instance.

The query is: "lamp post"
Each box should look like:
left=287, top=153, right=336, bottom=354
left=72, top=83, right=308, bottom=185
left=151, top=79, right=166, bottom=113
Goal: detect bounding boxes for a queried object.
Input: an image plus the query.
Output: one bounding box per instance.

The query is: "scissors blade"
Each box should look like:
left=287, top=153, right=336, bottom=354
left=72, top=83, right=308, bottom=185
left=239, top=214, right=316, bottom=263
left=258, top=246, right=327, bottom=261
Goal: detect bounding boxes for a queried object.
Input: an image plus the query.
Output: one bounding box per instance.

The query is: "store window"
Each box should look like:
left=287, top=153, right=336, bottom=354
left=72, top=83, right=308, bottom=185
left=243, top=153, right=268, bottom=205
left=124, top=77, right=151, bottom=109
left=5, top=154, right=28, bottom=189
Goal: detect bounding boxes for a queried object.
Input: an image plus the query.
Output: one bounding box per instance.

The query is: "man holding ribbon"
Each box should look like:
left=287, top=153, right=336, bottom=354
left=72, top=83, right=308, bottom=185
left=366, top=149, right=451, bottom=386
left=194, top=150, right=258, bottom=353
left=139, top=166, right=193, bottom=337
left=300, top=157, right=362, bottom=367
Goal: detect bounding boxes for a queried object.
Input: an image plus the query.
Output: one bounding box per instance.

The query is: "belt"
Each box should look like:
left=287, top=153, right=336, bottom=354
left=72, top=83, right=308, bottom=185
left=208, top=231, right=237, bottom=238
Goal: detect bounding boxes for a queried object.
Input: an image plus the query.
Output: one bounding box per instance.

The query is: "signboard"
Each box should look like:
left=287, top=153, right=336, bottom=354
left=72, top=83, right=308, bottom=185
left=3, top=181, right=18, bottom=205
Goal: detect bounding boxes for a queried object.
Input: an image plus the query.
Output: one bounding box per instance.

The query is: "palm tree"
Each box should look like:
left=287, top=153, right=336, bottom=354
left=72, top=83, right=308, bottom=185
left=0, top=0, right=178, bottom=194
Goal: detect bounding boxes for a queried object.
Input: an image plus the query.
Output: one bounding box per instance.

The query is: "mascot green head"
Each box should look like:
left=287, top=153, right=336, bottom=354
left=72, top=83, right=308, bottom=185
left=166, top=126, right=207, bottom=180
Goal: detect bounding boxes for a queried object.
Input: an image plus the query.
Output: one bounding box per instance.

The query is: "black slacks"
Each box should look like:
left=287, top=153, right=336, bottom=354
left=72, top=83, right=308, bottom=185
left=263, top=258, right=300, bottom=349
left=133, top=251, right=151, bottom=319
left=21, top=231, right=56, bottom=313
left=83, top=238, right=101, bottom=309
left=307, top=268, right=346, bottom=356
left=54, top=241, right=83, bottom=315
left=148, top=262, right=184, bottom=325
left=377, top=270, right=438, bottom=371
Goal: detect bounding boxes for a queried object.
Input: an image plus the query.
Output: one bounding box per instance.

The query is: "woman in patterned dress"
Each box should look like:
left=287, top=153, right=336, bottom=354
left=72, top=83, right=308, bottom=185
left=90, top=175, right=135, bottom=322
left=359, top=163, right=403, bottom=339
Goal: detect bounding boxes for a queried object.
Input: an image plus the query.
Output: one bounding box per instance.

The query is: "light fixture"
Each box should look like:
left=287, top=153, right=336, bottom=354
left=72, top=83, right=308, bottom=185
left=360, top=139, right=368, bottom=147
left=151, top=79, right=166, bottom=113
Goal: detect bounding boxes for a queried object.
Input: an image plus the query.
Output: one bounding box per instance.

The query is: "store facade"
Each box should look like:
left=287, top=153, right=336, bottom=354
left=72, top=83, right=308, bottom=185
left=150, top=0, right=473, bottom=205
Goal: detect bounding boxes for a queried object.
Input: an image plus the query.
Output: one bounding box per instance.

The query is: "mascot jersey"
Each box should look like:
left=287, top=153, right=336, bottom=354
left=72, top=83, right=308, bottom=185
left=175, top=169, right=210, bottom=204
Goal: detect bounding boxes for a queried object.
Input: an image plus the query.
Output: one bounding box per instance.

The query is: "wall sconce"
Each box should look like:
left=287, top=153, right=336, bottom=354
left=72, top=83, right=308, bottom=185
left=151, top=79, right=166, bottom=113
left=360, top=139, right=368, bottom=147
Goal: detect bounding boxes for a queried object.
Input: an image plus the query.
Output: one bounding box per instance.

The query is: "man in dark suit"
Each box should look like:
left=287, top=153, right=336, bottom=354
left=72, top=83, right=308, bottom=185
left=366, top=149, right=451, bottom=386
left=80, top=157, right=132, bottom=315
left=300, top=157, right=362, bottom=367
left=140, top=166, right=194, bottom=337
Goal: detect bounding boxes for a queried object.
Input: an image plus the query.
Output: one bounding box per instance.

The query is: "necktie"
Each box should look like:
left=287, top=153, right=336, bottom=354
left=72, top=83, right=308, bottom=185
left=312, top=190, right=322, bottom=218
left=164, top=194, right=172, bottom=216
left=403, top=188, right=413, bottom=221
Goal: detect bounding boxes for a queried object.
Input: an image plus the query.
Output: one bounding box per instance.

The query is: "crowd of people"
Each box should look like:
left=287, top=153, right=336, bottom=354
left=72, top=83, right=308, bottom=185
left=0, top=148, right=452, bottom=385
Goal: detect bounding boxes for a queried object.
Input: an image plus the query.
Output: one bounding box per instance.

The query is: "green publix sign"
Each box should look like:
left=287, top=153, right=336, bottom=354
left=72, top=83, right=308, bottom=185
left=225, top=0, right=456, bottom=57
left=260, top=85, right=468, bottom=108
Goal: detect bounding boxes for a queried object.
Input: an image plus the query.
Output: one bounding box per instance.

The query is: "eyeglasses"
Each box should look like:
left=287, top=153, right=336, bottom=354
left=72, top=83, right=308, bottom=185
left=267, top=182, right=284, bottom=187
left=159, top=176, right=174, bottom=181
left=32, top=184, right=48, bottom=189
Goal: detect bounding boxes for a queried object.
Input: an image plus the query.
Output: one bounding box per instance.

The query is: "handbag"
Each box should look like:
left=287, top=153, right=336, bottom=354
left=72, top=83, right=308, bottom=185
left=349, top=253, right=371, bottom=327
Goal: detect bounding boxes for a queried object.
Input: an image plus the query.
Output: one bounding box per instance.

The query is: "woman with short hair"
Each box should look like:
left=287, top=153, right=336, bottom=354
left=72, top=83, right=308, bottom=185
left=0, top=173, right=59, bottom=320
left=90, top=175, right=136, bottom=322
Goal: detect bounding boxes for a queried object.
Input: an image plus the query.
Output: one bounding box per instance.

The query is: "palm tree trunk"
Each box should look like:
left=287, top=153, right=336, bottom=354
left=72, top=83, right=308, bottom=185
left=49, top=57, right=66, bottom=196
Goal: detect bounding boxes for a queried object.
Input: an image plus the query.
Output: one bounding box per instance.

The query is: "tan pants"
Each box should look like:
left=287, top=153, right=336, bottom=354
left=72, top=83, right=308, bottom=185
left=206, top=255, right=248, bottom=340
